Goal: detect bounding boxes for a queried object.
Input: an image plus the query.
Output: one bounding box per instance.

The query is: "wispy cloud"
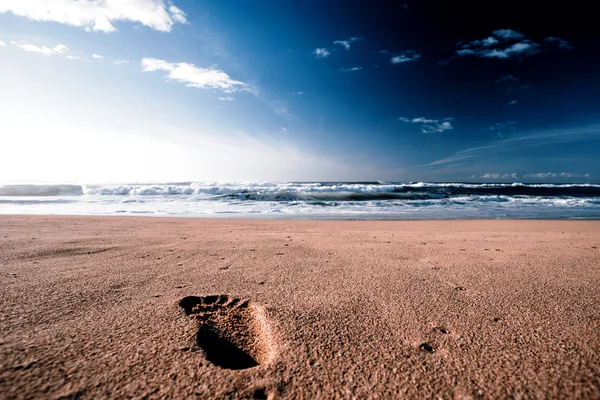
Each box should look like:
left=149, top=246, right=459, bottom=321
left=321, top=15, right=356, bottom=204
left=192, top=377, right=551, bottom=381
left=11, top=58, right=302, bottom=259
left=291, top=91, right=304, bottom=96
left=0, top=0, right=187, bottom=33
left=113, top=59, right=129, bottom=65
left=508, top=100, right=517, bottom=105
left=488, top=121, right=517, bottom=137
left=267, top=100, right=301, bottom=122
left=0, top=40, right=6, bottom=47
left=505, top=84, right=530, bottom=92
left=489, top=121, right=517, bottom=131
left=92, top=53, right=104, bottom=60
left=400, top=116, right=454, bottom=133
left=524, top=172, right=589, bottom=179
left=496, top=74, right=518, bottom=83
left=544, top=37, right=574, bottom=50
left=424, top=125, right=600, bottom=168
left=141, top=58, right=249, bottom=93
left=313, top=48, right=330, bottom=58
left=456, top=29, right=572, bottom=60
left=10, top=40, right=69, bottom=56
left=385, top=50, right=421, bottom=64
left=341, top=67, right=362, bottom=72
left=333, top=37, right=360, bottom=50
left=218, top=96, right=234, bottom=101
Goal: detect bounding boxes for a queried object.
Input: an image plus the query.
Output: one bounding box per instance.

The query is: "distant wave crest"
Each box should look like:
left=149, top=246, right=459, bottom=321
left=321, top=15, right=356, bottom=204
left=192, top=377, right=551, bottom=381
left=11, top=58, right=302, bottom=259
left=1, top=182, right=599, bottom=202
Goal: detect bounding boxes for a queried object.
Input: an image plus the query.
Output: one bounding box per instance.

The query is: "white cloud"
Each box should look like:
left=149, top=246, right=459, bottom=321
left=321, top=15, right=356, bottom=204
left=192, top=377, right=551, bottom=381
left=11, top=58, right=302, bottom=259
left=168, top=5, right=187, bottom=24
left=341, top=67, right=362, bottom=72
left=482, top=173, right=500, bottom=179
left=11, top=41, right=69, bottom=56
left=390, top=50, right=421, bottom=64
left=92, top=54, right=104, bottom=60
left=508, top=100, right=517, bottom=105
left=113, top=59, right=130, bottom=65
left=400, top=116, right=454, bottom=133
left=481, top=37, right=499, bottom=46
left=482, top=172, right=518, bottom=180
left=65, top=55, right=83, bottom=61
left=545, top=36, right=574, bottom=50
left=461, top=37, right=499, bottom=49
left=427, top=121, right=453, bottom=133
left=0, top=41, right=6, bottom=47
left=526, top=172, right=556, bottom=179
left=291, top=91, right=304, bottom=96
left=457, top=29, right=571, bottom=60
left=313, top=48, right=330, bottom=58
left=0, top=0, right=187, bottom=33
left=491, top=29, right=525, bottom=40
left=411, top=117, right=436, bottom=124
left=141, top=58, right=249, bottom=93
left=333, top=37, right=360, bottom=50
left=458, top=40, right=540, bottom=59
left=218, top=96, right=234, bottom=101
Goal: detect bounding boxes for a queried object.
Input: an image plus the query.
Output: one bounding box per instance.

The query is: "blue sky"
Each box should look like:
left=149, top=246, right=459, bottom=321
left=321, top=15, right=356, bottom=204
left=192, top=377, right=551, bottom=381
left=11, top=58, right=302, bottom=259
left=0, top=0, right=598, bottom=183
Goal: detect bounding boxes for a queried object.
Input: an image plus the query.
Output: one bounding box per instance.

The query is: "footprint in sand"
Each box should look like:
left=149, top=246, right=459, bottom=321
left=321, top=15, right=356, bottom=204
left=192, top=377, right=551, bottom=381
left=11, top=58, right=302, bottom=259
left=179, top=295, right=276, bottom=370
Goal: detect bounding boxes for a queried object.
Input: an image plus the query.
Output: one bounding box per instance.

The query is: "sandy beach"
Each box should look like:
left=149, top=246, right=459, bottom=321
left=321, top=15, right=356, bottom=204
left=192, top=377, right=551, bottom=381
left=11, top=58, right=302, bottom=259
left=1, top=216, right=599, bottom=399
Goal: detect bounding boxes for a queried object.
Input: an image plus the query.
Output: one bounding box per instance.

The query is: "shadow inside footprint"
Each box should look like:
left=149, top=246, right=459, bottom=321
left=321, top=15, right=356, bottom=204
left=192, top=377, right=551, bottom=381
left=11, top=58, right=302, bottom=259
left=196, top=324, right=258, bottom=369
left=179, top=295, right=274, bottom=370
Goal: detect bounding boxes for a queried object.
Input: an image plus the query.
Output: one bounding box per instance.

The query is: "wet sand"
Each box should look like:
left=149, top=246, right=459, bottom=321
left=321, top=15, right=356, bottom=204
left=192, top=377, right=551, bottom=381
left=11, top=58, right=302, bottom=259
left=1, top=216, right=599, bottom=399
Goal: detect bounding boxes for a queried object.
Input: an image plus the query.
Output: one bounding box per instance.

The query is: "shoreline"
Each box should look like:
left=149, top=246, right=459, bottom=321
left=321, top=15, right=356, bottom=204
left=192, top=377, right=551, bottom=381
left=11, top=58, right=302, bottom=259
left=1, top=216, right=599, bottom=398
left=2, top=213, right=600, bottom=221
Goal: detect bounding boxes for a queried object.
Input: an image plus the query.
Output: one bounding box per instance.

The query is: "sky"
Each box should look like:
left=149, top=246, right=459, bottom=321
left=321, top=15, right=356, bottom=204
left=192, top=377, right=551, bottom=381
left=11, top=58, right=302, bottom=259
left=0, top=0, right=598, bottom=183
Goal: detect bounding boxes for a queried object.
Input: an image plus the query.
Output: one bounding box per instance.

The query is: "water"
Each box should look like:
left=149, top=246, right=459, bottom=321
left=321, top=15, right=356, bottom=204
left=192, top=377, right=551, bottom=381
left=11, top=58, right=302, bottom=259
left=1, top=181, right=599, bottom=219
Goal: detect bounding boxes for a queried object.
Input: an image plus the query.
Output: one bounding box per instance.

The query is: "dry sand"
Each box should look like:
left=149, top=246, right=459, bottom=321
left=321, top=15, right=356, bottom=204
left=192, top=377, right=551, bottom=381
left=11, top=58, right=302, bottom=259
left=1, top=216, right=599, bottom=399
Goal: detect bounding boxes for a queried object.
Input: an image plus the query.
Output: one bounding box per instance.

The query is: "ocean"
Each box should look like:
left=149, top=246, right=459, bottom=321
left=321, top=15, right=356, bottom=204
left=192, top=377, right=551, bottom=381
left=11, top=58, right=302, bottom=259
left=1, top=181, right=599, bottom=219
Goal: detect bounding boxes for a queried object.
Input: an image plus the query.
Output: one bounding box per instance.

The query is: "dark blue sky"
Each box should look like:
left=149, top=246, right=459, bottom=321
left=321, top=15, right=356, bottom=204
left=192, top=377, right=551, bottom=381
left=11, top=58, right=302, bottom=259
left=1, top=0, right=598, bottom=182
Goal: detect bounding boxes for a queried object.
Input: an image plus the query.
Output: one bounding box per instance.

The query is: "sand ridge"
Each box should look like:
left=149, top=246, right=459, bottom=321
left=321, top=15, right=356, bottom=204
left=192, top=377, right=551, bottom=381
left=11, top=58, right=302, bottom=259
left=1, top=216, right=599, bottom=398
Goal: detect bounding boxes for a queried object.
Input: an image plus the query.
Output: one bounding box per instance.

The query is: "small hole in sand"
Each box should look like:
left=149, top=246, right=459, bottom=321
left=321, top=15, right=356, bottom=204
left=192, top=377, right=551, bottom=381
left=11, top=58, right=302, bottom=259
left=253, top=388, right=268, bottom=399
left=419, top=342, right=434, bottom=353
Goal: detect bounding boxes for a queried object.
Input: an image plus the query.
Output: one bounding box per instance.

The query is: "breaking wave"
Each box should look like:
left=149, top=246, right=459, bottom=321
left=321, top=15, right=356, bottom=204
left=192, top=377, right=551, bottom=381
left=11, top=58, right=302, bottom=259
left=1, top=181, right=599, bottom=219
